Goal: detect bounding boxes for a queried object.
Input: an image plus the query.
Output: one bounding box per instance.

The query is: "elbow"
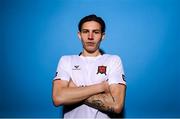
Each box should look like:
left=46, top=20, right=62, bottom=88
left=52, top=95, right=64, bottom=107
left=113, top=104, right=123, bottom=114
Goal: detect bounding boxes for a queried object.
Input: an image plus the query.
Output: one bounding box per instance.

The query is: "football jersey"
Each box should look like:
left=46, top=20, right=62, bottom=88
left=54, top=54, right=126, bottom=118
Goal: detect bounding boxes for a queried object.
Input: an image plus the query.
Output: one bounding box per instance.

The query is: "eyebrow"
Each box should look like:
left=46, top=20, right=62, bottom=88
left=81, top=29, right=101, bottom=32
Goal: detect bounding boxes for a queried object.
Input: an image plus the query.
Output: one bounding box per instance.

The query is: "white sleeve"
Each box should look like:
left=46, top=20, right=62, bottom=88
left=54, top=56, right=71, bottom=81
left=108, top=55, right=126, bottom=85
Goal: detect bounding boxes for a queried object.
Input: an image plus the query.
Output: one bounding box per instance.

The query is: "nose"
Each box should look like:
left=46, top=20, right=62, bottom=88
left=88, top=32, right=94, bottom=40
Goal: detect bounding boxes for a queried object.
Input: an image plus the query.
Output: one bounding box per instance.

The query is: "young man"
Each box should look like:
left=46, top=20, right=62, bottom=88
left=52, top=14, right=126, bottom=118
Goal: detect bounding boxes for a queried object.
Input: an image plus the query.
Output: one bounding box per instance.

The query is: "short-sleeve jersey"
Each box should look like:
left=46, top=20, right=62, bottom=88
left=54, top=54, right=126, bottom=118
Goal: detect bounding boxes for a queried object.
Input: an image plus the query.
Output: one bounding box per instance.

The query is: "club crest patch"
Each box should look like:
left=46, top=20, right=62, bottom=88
left=97, top=66, right=107, bottom=75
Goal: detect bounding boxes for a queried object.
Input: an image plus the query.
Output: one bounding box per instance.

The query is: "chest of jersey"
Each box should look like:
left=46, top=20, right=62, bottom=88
left=70, top=56, right=110, bottom=86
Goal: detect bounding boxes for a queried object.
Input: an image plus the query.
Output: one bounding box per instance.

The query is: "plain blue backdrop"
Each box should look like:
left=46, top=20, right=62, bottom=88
left=1, top=0, right=180, bottom=118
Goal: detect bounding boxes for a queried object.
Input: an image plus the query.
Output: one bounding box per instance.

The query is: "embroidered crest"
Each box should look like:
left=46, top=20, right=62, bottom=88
left=97, top=66, right=107, bottom=75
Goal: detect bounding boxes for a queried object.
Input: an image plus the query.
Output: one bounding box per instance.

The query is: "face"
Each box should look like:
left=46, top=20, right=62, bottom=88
left=78, top=21, right=105, bottom=54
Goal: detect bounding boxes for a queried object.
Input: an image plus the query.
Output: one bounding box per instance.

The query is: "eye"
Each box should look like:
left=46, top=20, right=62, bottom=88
left=81, top=30, right=88, bottom=34
left=94, top=30, right=101, bottom=34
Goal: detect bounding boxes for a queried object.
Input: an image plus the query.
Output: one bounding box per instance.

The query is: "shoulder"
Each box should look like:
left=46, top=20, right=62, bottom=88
left=103, top=54, right=122, bottom=61
left=58, top=55, right=80, bottom=63
left=60, top=55, right=78, bottom=60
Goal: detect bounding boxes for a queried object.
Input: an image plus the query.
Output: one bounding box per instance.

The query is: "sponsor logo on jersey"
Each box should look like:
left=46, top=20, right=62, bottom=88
left=97, top=65, right=107, bottom=75
left=72, top=65, right=81, bottom=70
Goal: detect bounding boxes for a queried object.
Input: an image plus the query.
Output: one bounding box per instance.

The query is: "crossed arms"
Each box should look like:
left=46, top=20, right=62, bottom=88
left=52, top=79, right=126, bottom=114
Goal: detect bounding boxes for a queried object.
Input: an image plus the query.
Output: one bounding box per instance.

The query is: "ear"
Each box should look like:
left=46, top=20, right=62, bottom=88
left=101, top=32, right=105, bottom=41
left=78, top=32, right=81, bottom=40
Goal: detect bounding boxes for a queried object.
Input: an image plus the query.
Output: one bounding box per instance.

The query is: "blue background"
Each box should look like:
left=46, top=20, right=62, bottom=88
left=1, top=0, right=180, bottom=118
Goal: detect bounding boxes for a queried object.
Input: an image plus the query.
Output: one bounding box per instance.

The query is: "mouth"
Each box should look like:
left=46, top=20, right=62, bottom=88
left=86, top=42, right=95, bottom=46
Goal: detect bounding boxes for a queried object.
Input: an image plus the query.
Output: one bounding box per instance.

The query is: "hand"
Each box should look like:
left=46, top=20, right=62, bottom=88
left=68, top=80, right=77, bottom=87
left=102, top=81, right=110, bottom=93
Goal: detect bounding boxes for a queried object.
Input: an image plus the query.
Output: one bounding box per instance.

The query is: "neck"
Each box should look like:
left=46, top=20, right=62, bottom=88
left=81, top=49, right=101, bottom=57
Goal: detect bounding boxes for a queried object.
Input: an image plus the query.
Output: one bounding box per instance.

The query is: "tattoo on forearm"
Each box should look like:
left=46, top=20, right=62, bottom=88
left=84, top=94, right=115, bottom=113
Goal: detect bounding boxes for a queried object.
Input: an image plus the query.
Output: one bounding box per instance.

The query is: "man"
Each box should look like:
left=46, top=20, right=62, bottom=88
left=52, top=14, right=126, bottom=118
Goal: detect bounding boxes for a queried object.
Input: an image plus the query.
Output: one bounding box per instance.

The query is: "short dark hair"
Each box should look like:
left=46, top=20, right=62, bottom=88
left=78, top=14, right=106, bottom=33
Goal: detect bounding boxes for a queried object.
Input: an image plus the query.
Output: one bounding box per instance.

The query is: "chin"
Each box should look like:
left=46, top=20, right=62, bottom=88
left=85, top=48, right=96, bottom=53
left=84, top=45, right=98, bottom=53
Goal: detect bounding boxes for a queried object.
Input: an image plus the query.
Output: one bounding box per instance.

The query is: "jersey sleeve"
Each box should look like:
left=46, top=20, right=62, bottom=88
left=53, top=56, right=71, bottom=81
left=108, top=55, right=126, bottom=85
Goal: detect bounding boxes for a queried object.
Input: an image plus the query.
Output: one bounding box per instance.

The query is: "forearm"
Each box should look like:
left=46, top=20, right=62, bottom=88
left=84, top=92, right=117, bottom=113
left=84, top=84, right=126, bottom=114
left=54, top=83, right=105, bottom=105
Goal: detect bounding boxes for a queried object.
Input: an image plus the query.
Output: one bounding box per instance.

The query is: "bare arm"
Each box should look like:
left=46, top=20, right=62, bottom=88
left=68, top=80, right=126, bottom=114
left=52, top=79, right=109, bottom=106
left=84, top=84, right=126, bottom=114
left=82, top=56, right=127, bottom=114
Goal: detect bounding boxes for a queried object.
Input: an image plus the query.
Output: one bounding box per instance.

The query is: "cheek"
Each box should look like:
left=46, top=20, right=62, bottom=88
left=95, top=37, right=102, bottom=44
left=95, top=35, right=103, bottom=40
left=81, top=35, right=88, bottom=41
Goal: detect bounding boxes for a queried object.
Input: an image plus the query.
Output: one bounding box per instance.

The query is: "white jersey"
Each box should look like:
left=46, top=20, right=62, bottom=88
left=54, top=54, right=126, bottom=118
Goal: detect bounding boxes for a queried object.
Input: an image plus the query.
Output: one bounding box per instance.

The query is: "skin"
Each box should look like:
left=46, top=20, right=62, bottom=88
left=52, top=79, right=109, bottom=105
left=52, top=21, right=126, bottom=114
left=68, top=79, right=126, bottom=113
left=78, top=21, right=105, bottom=57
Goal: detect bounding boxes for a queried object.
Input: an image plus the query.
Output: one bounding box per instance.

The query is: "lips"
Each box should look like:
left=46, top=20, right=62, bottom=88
left=86, top=42, right=95, bottom=46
